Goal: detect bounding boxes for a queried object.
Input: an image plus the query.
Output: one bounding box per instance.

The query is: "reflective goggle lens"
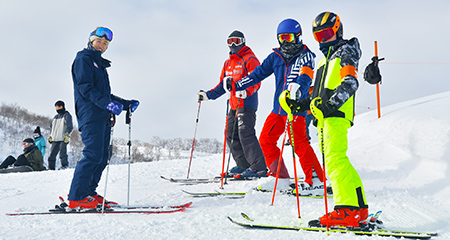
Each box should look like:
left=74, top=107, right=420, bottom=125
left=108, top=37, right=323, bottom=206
left=227, top=37, right=244, bottom=46
left=278, top=33, right=295, bottom=43
left=23, top=142, right=31, bottom=146
left=93, top=27, right=113, bottom=41
left=313, top=28, right=335, bottom=43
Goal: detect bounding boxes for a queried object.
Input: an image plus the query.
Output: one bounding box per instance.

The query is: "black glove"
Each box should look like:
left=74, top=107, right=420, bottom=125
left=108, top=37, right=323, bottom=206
left=223, top=77, right=235, bottom=92
left=363, top=56, right=385, bottom=85
left=317, top=101, right=337, bottom=117
left=286, top=98, right=311, bottom=113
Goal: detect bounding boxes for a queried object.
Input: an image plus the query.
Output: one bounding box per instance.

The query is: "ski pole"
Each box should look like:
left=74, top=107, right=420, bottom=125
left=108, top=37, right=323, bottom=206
left=220, top=102, right=229, bottom=189
left=310, top=97, right=329, bottom=230
left=125, top=107, right=132, bottom=206
left=102, top=112, right=116, bottom=214
left=187, top=101, right=201, bottom=178
left=288, top=115, right=301, bottom=219
left=271, top=119, right=288, bottom=205
left=224, top=98, right=240, bottom=186
left=279, top=90, right=301, bottom=218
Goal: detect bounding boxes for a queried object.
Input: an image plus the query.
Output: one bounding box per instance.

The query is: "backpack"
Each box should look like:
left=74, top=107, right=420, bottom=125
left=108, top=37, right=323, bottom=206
left=363, top=56, right=384, bottom=85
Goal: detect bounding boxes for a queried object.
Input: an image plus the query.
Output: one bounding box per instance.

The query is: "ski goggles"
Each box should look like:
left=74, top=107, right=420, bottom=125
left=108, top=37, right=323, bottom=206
left=277, top=33, right=296, bottom=43
left=227, top=37, right=245, bottom=46
left=91, top=27, right=113, bottom=41
left=23, top=142, right=32, bottom=147
left=313, top=27, right=335, bottom=43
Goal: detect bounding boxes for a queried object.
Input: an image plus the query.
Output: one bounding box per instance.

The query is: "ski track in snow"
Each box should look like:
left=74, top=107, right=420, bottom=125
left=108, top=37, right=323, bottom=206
left=1, top=91, right=450, bottom=239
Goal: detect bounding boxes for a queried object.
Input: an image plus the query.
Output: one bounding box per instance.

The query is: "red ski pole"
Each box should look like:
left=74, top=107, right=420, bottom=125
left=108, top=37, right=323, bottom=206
left=223, top=98, right=240, bottom=186
left=271, top=119, right=288, bottom=205
left=187, top=101, right=201, bottom=178
left=288, top=117, right=301, bottom=218
left=278, top=90, right=301, bottom=218
left=220, top=103, right=230, bottom=189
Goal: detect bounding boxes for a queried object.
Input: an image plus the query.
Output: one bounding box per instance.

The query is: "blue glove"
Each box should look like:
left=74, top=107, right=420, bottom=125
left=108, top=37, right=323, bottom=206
left=107, top=101, right=123, bottom=115
left=129, top=100, right=140, bottom=112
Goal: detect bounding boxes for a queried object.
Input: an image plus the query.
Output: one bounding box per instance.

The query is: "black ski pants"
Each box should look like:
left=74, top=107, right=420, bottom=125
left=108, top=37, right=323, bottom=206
left=0, top=155, right=29, bottom=169
left=48, top=141, right=68, bottom=170
left=226, top=107, right=266, bottom=171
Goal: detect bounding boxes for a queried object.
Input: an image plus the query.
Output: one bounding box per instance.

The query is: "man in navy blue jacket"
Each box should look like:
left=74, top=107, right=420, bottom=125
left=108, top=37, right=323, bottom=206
left=68, top=26, right=139, bottom=209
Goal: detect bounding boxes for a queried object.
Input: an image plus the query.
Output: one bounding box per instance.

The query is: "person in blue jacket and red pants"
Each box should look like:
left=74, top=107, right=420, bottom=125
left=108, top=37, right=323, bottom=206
left=226, top=19, right=325, bottom=193
left=68, top=26, right=139, bottom=209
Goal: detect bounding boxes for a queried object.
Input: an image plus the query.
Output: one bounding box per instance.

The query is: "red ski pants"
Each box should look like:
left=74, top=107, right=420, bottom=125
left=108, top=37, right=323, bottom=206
left=259, top=112, right=323, bottom=185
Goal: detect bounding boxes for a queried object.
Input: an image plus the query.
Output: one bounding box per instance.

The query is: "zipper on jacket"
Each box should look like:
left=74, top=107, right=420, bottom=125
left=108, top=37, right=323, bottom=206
left=318, top=46, right=332, bottom=97
left=279, top=58, right=289, bottom=115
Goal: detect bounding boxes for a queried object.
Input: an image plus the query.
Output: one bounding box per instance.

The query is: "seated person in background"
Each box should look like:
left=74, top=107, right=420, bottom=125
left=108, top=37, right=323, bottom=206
left=0, top=138, right=46, bottom=171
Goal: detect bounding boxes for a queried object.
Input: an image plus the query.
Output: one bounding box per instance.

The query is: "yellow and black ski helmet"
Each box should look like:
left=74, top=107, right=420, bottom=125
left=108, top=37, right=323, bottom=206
left=312, top=12, right=343, bottom=43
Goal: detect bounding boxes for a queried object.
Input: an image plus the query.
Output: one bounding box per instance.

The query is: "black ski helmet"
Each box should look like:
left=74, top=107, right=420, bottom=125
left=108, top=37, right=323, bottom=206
left=312, top=12, right=343, bottom=43
left=228, top=30, right=245, bottom=40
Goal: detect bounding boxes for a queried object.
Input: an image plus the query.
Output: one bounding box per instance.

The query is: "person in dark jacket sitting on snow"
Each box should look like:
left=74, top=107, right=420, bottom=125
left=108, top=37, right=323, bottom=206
left=0, top=138, right=46, bottom=171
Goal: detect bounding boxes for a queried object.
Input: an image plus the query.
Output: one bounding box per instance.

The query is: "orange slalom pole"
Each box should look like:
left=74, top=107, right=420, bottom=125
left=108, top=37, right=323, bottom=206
left=375, top=41, right=381, bottom=118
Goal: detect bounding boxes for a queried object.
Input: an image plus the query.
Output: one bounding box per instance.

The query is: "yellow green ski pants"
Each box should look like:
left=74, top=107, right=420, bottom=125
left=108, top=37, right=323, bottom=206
left=319, top=117, right=368, bottom=209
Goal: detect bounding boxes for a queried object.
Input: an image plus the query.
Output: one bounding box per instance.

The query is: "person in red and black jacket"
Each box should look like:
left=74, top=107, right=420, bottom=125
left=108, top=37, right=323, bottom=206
left=197, top=30, right=267, bottom=178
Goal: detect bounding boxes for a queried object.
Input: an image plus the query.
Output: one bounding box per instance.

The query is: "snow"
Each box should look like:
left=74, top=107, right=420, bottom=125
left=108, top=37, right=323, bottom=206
left=1, top=91, right=450, bottom=240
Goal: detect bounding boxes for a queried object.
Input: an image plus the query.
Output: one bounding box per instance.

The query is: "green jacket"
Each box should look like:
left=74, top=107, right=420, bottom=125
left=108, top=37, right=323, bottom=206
left=24, top=145, right=46, bottom=171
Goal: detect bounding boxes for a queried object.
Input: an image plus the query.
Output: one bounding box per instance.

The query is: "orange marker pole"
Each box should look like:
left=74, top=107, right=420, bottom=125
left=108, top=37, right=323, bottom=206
left=375, top=41, right=381, bottom=118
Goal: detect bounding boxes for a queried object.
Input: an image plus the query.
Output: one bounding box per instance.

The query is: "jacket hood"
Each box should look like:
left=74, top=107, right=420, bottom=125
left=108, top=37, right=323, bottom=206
left=230, top=45, right=255, bottom=59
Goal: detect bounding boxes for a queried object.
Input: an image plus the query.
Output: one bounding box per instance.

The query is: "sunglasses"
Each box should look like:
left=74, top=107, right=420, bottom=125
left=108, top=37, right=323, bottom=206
left=92, top=27, right=113, bottom=41
left=313, top=28, right=335, bottom=43
left=278, top=33, right=296, bottom=43
left=227, top=37, right=245, bottom=47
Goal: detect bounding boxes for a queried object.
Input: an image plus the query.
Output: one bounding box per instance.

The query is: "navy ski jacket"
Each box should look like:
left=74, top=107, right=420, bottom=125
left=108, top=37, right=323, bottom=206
left=71, top=48, right=128, bottom=129
left=235, top=46, right=315, bottom=117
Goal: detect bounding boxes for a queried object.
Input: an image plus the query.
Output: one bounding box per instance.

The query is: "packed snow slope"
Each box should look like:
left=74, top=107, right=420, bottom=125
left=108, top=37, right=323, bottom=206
left=1, top=91, right=449, bottom=240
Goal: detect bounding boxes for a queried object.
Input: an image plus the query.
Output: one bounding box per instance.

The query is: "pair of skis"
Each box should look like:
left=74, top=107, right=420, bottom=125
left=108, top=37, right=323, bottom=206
left=7, top=201, right=193, bottom=216
left=228, top=211, right=437, bottom=239
left=160, top=175, right=261, bottom=184
left=181, top=189, right=331, bottom=199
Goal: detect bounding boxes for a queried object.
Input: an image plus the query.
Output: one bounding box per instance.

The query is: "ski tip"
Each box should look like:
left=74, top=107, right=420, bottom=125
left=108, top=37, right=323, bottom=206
left=227, top=216, right=236, bottom=223
left=240, top=212, right=254, bottom=221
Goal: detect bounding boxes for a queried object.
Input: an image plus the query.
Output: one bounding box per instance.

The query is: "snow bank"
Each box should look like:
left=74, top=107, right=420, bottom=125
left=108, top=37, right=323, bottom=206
left=1, top=91, right=449, bottom=239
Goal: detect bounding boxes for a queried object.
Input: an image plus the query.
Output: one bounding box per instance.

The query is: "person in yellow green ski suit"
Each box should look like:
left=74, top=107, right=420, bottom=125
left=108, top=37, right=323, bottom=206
left=285, top=11, right=369, bottom=228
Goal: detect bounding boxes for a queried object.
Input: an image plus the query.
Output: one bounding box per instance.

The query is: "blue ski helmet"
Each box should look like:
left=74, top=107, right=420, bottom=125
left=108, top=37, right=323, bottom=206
left=277, top=18, right=302, bottom=44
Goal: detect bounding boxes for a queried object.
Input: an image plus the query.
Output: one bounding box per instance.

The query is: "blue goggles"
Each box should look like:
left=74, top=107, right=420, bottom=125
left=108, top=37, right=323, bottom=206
left=91, top=27, right=113, bottom=41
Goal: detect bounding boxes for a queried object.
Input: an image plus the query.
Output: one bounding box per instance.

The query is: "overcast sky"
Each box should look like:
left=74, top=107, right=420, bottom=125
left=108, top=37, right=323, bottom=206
left=1, top=0, right=449, bottom=142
